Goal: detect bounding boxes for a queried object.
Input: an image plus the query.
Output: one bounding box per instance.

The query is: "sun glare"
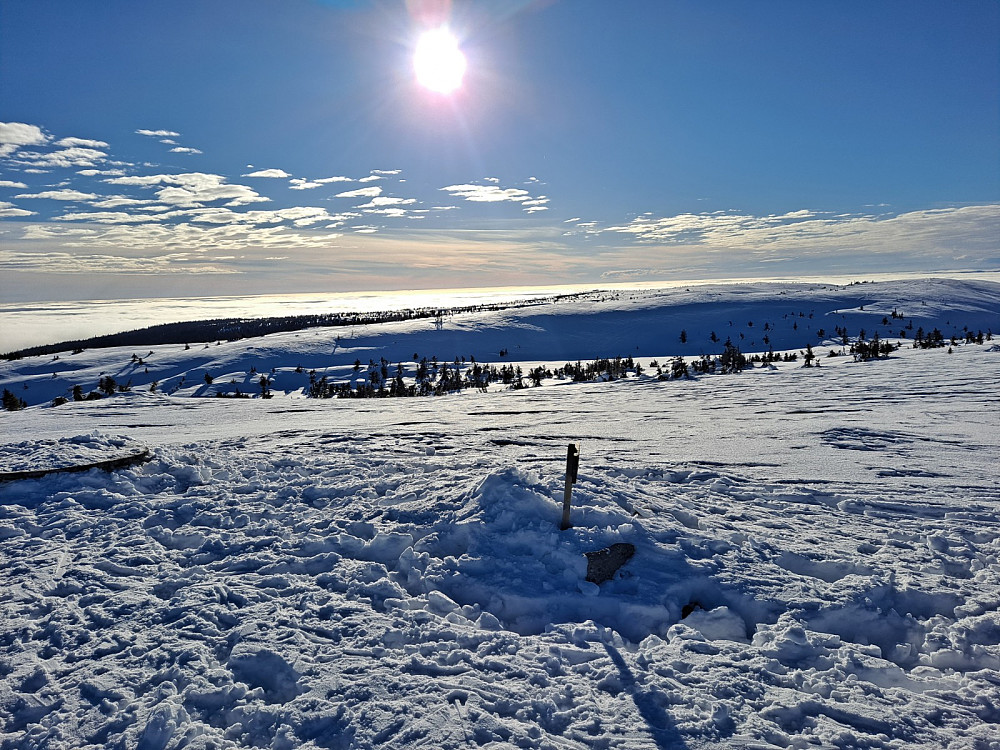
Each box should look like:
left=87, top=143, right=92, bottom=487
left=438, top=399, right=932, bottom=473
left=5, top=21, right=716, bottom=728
left=414, top=28, right=466, bottom=94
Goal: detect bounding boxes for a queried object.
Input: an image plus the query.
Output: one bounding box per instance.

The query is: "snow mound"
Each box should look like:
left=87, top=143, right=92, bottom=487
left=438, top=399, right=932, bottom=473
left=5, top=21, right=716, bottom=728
left=0, top=432, right=147, bottom=476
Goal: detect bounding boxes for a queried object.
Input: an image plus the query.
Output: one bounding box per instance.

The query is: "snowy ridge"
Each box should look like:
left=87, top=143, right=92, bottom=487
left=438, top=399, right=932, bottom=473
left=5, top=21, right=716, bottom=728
left=2, top=278, right=998, bottom=408
left=1, top=278, right=999, bottom=749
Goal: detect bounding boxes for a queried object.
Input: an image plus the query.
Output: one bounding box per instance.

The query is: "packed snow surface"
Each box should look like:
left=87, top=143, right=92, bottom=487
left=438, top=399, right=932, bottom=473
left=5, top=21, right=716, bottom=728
left=1, top=279, right=999, bottom=749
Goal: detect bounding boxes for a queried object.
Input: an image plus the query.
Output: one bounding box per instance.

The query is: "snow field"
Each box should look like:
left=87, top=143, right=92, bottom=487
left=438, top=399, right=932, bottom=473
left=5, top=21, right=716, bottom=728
left=4, top=278, right=998, bottom=409
left=1, top=279, right=999, bottom=748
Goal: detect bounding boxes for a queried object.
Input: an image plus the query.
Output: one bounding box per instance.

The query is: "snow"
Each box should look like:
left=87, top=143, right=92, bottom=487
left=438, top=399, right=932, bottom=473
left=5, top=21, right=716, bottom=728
left=1, top=279, right=999, bottom=749
left=0, top=433, right=147, bottom=476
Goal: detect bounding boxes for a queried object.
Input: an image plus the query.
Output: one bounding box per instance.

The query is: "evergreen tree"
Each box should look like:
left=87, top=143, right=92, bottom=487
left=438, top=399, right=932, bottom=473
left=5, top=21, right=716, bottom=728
left=98, top=375, right=117, bottom=395
left=720, top=340, right=747, bottom=374
left=670, top=356, right=688, bottom=379
left=2, top=388, right=27, bottom=411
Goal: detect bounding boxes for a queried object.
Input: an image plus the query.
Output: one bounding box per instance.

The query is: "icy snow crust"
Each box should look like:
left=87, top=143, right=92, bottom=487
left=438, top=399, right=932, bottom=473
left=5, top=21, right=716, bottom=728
left=1, top=279, right=999, bottom=749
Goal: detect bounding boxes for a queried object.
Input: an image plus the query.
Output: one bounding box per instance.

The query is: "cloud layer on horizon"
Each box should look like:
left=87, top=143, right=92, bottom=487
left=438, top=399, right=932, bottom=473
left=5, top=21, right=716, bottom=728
left=1, top=120, right=997, bottom=300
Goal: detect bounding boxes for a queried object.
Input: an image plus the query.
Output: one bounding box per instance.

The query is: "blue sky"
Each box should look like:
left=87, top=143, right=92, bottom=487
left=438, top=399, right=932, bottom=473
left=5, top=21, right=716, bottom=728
left=1, top=0, right=998, bottom=302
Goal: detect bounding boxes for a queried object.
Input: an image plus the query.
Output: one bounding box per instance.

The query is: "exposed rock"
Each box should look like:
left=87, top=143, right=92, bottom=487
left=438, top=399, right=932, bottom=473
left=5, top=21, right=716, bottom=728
left=584, top=543, right=635, bottom=584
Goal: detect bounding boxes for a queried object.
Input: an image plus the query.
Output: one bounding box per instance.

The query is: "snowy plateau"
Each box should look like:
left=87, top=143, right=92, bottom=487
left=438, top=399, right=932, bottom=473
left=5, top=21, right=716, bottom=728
left=1, top=278, right=999, bottom=750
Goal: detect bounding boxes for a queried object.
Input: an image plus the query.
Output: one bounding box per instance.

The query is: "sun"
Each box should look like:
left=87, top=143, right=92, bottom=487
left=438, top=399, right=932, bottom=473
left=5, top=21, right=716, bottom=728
left=413, top=28, right=466, bottom=94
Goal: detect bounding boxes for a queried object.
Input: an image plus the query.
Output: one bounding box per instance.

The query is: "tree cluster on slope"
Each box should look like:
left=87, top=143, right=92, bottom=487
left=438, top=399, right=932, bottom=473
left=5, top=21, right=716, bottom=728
left=2, top=388, right=27, bottom=411
left=851, top=334, right=899, bottom=361
left=39, top=312, right=995, bottom=408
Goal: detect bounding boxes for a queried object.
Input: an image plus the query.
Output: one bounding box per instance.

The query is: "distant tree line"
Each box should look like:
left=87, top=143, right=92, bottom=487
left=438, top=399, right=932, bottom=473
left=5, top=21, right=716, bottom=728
left=1, top=293, right=587, bottom=360
left=298, top=344, right=780, bottom=400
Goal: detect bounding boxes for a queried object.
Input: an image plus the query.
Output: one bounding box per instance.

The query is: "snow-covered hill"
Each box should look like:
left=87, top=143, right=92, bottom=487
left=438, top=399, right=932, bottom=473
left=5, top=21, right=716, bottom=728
left=3, top=278, right=998, bottom=409
left=1, top=279, right=999, bottom=749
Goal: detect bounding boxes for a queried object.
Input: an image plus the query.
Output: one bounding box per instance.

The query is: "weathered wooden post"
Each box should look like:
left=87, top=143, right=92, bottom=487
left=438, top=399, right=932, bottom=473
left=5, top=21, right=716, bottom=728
left=561, top=442, right=581, bottom=530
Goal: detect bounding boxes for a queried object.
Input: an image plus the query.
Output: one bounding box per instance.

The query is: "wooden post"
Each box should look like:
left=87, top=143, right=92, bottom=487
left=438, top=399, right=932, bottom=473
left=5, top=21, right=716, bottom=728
left=561, top=442, right=580, bottom=530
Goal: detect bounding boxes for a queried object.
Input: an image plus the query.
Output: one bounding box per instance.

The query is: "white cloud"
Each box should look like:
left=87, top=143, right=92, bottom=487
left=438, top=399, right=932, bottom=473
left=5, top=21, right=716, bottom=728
left=601, top=209, right=829, bottom=245
left=440, top=184, right=531, bottom=203
left=15, top=189, right=99, bottom=201
left=55, top=137, right=109, bottom=149
left=6, top=200, right=996, bottom=291
left=335, top=186, right=382, bottom=199
left=12, top=147, right=106, bottom=169
left=523, top=197, right=549, bottom=213
left=0, top=122, right=48, bottom=156
left=186, top=206, right=336, bottom=227
left=88, top=196, right=161, bottom=209
left=357, top=196, right=416, bottom=209
left=107, top=175, right=179, bottom=186
left=53, top=210, right=170, bottom=224
left=77, top=168, right=126, bottom=177
left=289, top=176, right=353, bottom=190
left=136, top=129, right=180, bottom=137
left=170, top=147, right=202, bottom=155
left=0, top=201, right=36, bottom=218
left=358, top=175, right=383, bottom=183
left=371, top=169, right=402, bottom=175
left=0, top=247, right=239, bottom=276
left=105, top=172, right=268, bottom=207
left=522, top=197, right=550, bottom=211
left=243, top=168, right=291, bottom=178
left=594, top=205, right=1000, bottom=268
left=15, top=219, right=361, bottom=255
left=160, top=138, right=178, bottom=145
left=0, top=179, right=28, bottom=188
left=365, top=208, right=421, bottom=218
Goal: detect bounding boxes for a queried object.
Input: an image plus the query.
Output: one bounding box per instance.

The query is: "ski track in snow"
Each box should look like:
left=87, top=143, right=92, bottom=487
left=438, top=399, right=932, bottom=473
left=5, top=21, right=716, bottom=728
left=1, top=279, right=999, bottom=749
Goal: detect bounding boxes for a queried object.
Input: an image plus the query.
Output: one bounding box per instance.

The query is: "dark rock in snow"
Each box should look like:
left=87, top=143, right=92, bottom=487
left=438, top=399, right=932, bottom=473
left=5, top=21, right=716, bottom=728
left=585, top=543, right=635, bottom=584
